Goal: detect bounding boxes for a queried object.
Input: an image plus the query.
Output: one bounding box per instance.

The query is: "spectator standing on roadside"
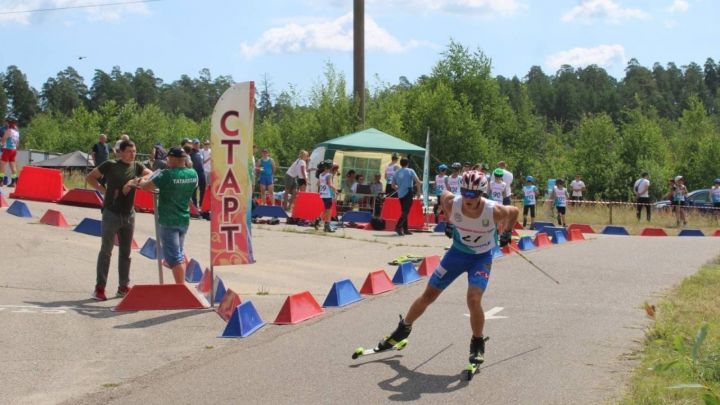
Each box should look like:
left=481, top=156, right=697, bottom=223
left=91, top=134, right=110, bottom=168
left=392, top=158, right=421, bottom=236
left=384, top=153, right=400, bottom=195
left=497, top=161, right=513, bottom=206
left=256, top=148, right=276, bottom=205
left=711, top=179, right=720, bottom=221
left=569, top=174, right=586, bottom=206
left=113, top=134, right=130, bottom=157
left=189, top=139, right=206, bottom=211
left=522, top=176, right=539, bottom=229
left=283, top=150, right=308, bottom=211
left=673, top=176, right=688, bottom=227
left=634, top=172, right=651, bottom=221
left=550, top=179, right=568, bottom=227
left=86, top=140, right=152, bottom=301
left=202, top=140, right=211, bottom=184
left=138, top=147, right=198, bottom=283
left=0, top=115, right=20, bottom=187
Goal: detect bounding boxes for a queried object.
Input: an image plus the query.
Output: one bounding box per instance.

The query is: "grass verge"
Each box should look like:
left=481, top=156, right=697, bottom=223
left=620, top=260, right=720, bottom=404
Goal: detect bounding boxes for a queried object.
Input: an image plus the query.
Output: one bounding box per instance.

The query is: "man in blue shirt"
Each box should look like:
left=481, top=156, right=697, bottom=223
left=391, top=157, right=420, bottom=236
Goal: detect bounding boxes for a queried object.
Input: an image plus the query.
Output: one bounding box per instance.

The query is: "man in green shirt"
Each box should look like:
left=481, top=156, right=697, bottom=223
left=139, top=147, right=198, bottom=283
left=86, top=140, right=152, bottom=301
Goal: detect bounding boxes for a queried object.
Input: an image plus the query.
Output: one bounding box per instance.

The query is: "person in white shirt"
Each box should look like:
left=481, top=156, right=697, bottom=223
left=384, top=153, right=400, bottom=195
left=497, top=161, right=513, bottom=205
left=283, top=150, right=309, bottom=211
left=634, top=172, right=651, bottom=221
left=569, top=174, right=586, bottom=206
left=489, top=168, right=508, bottom=204
left=202, top=140, right=211, bottom=184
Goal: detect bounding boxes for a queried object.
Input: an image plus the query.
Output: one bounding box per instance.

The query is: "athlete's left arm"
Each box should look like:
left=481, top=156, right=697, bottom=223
left=493, top=204, right=519, bottom=232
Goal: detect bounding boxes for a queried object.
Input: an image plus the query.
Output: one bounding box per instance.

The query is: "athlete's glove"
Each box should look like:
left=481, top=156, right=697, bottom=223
left=444, top=223, right=454, bottom=239
left=499, top=230, right=512, bottom=247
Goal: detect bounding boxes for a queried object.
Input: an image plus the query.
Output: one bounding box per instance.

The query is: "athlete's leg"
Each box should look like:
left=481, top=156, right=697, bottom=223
left=404, top=284, right=442, bottom=324
left=467, top=286, right=485, bottom=337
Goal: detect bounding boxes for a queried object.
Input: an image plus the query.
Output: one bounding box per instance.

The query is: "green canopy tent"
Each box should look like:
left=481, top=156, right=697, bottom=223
left=315, top=128, right=425, bottom=156
left=309, top=128, right=425, bottom=195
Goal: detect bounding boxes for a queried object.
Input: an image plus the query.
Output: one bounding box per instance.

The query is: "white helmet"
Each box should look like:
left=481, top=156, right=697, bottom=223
left=461, top=170, right=488, bottom=196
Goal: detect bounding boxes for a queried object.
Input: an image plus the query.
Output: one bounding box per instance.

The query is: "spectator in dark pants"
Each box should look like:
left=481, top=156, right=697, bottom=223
left=634, top=172, right=651, bottom=221
left=91, top=134, right=110, bottom=186
left=392, top=158, right=420, bottom=236
left=189, top=139, right=206, bottom=212
left=86, top=140, right=152, bottom=301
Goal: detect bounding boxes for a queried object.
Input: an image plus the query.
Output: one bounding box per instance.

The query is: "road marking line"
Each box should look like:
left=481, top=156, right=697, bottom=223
left=464, top=306, right=508, bottom=320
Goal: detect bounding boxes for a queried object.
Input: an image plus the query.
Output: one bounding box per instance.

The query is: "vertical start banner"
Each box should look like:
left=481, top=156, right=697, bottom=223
left=210, top=82, right=255, bottom=265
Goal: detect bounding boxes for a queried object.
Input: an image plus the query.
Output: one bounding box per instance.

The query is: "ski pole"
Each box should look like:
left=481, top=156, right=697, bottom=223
left=508, top=245, right=560, bottom=285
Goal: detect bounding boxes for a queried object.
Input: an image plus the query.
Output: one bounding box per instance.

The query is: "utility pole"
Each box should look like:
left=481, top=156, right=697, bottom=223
left=353, top=0, right=365, bottom=127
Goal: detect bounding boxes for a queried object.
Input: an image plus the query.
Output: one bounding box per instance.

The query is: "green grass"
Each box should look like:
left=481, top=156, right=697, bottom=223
left=620, top=261, right=720, bottom=405
left=525, top=202, right=719, bottom=235
left=62, top=170, right=90, bottom=190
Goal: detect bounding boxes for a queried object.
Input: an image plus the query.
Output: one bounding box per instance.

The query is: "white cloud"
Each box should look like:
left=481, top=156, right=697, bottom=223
left=305, top=0, right=526, bottom=17
left=241, top=12, right=432, bottom=58
left=0, top=0, right=149, bottom=25
left=546, top=44, right=626, bottom=70
left=667, top=0, right=689, bottom=13
left=561, top=0, right=649, bottom=24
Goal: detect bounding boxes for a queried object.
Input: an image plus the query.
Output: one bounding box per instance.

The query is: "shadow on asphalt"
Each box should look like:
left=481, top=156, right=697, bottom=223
left=349, top=344, right=469, bottom=401
left=24, top=299, right=128, bottom=319
left=114, top=308, right=213, bottom=329
left=347, top=345, right=543, bottom=401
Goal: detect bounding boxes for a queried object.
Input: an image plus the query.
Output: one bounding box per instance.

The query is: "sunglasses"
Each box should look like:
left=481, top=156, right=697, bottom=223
left=460, top=188, right=482, bottom=199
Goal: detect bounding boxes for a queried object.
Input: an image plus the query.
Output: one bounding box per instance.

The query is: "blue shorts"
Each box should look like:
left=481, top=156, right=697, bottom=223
left=159, top=224, right=189, bottom=267
left=259, top=176, right=273, bottom=186
left=322, top=197, right=333, bottom=209
left=428, top=246, right=493, bottom=291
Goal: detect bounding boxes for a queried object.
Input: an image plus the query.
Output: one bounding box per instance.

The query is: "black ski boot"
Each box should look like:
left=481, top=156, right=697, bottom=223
left=469, top=335, right=487, bottom=365
left=378, top=315, right=412, bottom=351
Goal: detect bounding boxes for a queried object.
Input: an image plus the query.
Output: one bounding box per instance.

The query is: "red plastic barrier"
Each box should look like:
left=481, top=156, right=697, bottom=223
left=359, top=270, right=395, bottom=295
left=290, top=192, right=336, bottom=221
left=40, top=209, right=69, bottom=228
left=201, top=185, right=211, bottom=212
left=417, top=255, right=440, bottom=277
left=216, top=289, right=242, bottom=322
left=133, top=188, right=155, bottom=213
left=59, top=189, right=103, bottom=208
left=501, top=240, right=519, bottom=255
left=113, top=284, right=210, bottom=311
left=567, top=228, right=585, bottom=241
left=714, top=230, right=720, bottom=237
left=10, top=166, right=65, bottom=202
left=568, top=223, right=595, bottom=234
left=640, top=227, right=668, bottom=237
left=273, top=291, right=325, bottom=325
left=534, top=233, right=552, bottom=248
left=380, top=198, right=424, bottom=229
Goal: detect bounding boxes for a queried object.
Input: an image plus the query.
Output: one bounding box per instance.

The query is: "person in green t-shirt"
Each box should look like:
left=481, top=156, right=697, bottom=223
left=139, top=147, right=198, bottom=283
left=86, top=140, right=152, bottom=301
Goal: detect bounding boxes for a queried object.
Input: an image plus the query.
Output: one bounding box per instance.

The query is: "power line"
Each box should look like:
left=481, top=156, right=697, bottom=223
left=0, top=0, right=163, bottom=15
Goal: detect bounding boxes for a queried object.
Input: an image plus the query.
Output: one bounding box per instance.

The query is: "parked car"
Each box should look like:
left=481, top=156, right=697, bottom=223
left=654, top=189, right=713, bottom=212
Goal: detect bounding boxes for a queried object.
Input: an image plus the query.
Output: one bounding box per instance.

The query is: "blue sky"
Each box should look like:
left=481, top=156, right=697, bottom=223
left=1, top=0, right=718, bottom=101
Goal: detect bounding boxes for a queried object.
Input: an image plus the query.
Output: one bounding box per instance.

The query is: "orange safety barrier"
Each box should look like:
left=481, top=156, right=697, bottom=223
left=10, top=166, right=65, bottom=202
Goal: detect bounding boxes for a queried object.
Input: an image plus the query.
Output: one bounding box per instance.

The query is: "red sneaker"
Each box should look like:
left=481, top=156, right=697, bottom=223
left=116, top=285, right=131, bottom=298
left=92, top=285, right=107, bottom=301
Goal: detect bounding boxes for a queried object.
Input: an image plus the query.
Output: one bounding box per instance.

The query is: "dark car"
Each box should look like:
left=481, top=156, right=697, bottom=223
left=654, top=189, right=714, bottom=212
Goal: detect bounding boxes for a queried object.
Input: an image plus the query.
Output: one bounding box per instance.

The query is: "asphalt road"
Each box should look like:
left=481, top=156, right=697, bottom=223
left=1, top=196, right=719, bottom=405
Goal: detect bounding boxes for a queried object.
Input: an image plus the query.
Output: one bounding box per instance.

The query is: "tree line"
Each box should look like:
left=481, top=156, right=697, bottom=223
left=2, top=40, right=719, bottom=200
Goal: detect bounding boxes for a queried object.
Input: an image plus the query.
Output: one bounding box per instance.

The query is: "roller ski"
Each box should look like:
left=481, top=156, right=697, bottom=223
left=352, top=315, right=411, bottom=360
left=465, top=336, right=489, bottom=380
